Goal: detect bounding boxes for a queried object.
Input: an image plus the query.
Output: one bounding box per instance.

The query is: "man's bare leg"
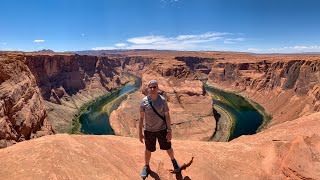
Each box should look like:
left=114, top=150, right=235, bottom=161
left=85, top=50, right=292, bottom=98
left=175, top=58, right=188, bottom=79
left=167, top=148, right=180, bottom=171
left=142, top=149, right=152, bottom=178
left=145, top=149, right=152, bottom=165
left=166, top=148, right=175, bottom=160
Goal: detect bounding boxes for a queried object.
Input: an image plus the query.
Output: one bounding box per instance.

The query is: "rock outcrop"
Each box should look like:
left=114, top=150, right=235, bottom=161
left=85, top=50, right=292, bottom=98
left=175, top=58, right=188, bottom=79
left=0, top=51, right=320, bottom=179
left=25, top=54, right=150, bottom=132
left=208, top=57, right=320, bottom=127
left=0, top=52, right=151, bottom=147
left=1, top=112, right=319, bottom=179
left=110, top=58, right=216, bottom=141
left=0, top=55, right=54, bottom=148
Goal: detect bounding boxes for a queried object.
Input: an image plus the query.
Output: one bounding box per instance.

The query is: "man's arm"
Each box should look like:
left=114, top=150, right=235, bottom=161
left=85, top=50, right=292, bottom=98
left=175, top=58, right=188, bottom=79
left=139, top=111, right=145, bottom=143
left=165, top=111, right=172, bottom=142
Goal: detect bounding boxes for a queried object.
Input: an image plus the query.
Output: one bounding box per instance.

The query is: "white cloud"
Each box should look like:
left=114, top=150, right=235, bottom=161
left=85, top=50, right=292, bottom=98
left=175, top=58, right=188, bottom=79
left=127, top=42, right=195, bottom=51
left=247, top=45, right=320, bottom=53
left=81, top=33, right=86, bottom=37
left=125, top=32, right=230, bottom=50
left=91, top=46, right=116, bottom=50
left=293, top=45, right=308, bottom=49
left=127, top=32, right=230, bottom=46
left=115, top=43, right=127, bottom=47
left=92, top=31, right=244, bottom=51
left=268, top=46, right=320, bottom=52
left=161, top=0, right=179, bottom=3
left=33, top=40, right=45, bottom=43
left=127, top=36, right=168, bottom=44
left=2, top=43, right=7, bottom=45
left=224, top=38, right=244, bottom=44
left=247, top=48, right=261, bottom=51
left=176, top=32, right=229, bottom=40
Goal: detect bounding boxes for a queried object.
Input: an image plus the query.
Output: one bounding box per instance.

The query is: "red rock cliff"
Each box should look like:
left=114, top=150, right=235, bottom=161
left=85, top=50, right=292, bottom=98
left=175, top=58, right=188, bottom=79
left=25, top=54, right=151, bottom=132
left=208, top=58, right=320, bottom=126
left=0, top=55, right=54, bottom=148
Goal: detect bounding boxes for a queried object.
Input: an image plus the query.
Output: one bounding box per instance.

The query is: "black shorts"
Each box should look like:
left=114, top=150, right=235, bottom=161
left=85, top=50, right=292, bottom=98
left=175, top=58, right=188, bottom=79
left=144, top=129, right=172, bottom=152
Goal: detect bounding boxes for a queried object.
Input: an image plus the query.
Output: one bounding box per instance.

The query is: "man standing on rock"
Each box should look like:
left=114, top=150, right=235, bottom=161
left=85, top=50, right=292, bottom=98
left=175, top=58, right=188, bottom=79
left=139, top=80, right=180, bottom=178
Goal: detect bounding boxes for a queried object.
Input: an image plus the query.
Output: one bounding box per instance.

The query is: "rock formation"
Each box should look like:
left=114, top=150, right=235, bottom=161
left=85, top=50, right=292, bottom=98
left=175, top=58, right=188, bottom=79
left=25, top=54, right=151, bottom=133
left=0, top=52, right=151, bottom=147
left=0, top=54, right=54, bottom=148
left=0, top=112, right=319, bottom=179
left=0, top=50, right=319, bottom=179
left=207, top=56, right=320, bottom=127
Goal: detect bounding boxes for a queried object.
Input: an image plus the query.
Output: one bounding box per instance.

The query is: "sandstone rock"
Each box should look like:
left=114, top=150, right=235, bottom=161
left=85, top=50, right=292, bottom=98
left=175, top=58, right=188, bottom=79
left=0, top=57, right=54, bottom=148
left=25, top=54, right=151, bottom=133
left=208, top=59, right=320, bottom=127
left=1, top=112, right=319, bottom=179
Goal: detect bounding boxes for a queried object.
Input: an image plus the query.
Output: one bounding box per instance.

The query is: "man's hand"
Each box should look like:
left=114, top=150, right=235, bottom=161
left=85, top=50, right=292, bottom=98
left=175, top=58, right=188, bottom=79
left=166, top=131, right=172, bottom=142
left=139, top=132, right=144, bottom=143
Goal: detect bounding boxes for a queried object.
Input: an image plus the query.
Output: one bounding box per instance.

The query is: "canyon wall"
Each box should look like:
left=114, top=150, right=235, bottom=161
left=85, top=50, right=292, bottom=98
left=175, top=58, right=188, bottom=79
left=0, top=55, right=54, bottom=148
left=1, top=51, right=319, bottom=148
left=0, top=51, right=319, bottom=179
left=25, top=54, right=151, bottom=133
left=0, top=53, right=151, bottom=147
left=207, top=58, right=320, bottom=127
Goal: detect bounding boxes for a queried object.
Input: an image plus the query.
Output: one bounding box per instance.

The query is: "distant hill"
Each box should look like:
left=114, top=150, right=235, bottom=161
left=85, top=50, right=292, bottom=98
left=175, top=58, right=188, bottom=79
left=34, top=49, right=55, bottom=53
left=70, top=49, right=180, bottom=55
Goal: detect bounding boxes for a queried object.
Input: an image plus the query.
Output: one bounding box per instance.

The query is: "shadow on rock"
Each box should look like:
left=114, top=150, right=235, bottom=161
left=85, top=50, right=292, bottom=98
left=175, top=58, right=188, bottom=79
left=149, top=170, right=160, bottom=180
left=213, top=108, right=221, bottom=122
left=176, top=173, right=191, bottom=180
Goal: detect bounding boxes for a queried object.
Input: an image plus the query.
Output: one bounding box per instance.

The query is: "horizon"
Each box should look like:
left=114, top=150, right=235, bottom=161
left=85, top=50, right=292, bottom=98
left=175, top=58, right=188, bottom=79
left=1, top=0, right=320, bottom=53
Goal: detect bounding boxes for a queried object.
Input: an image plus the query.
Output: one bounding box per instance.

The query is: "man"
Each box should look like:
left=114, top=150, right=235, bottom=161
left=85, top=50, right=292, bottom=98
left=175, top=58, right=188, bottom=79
left=139, top=80, right=180, bottom=178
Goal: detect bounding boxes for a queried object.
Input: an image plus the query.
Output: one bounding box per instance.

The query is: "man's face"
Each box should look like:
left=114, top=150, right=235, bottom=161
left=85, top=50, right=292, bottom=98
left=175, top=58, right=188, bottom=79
left=148, top=84, right=158, bottom=95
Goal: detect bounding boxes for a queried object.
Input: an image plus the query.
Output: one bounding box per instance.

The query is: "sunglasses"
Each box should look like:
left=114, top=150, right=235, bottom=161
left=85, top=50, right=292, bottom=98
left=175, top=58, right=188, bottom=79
left=148, top=86, right=157, bottom=89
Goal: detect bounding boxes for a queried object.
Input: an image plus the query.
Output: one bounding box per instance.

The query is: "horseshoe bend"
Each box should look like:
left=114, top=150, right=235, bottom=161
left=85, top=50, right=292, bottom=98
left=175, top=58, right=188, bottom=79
left=0, top=51, right=320, bottom=179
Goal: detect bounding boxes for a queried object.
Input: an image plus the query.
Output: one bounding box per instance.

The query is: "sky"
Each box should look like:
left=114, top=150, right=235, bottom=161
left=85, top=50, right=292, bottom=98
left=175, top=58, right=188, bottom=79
left=0, top=0, right=320, bottom=53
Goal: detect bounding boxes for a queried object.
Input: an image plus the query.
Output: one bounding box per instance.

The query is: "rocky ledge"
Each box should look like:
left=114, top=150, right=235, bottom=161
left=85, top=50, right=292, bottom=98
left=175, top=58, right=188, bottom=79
left=0, top=112, right=319, bottom=179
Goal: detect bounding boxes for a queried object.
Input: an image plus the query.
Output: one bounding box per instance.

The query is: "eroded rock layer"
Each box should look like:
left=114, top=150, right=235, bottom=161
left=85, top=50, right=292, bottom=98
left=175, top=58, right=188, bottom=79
left=25, top=54, right=151, bottom=132
left=0, top=51, right=319, bottom=179
left=0, top=56, right=54, bottom=148
left=208, top=58, right=320, bottom=126
left=0, top=52, right=151, bottom=147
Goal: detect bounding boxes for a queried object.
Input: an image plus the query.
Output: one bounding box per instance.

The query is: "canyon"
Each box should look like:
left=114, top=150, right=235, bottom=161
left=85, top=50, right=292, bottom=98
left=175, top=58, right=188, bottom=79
left=0, top=50, right=319, bottom=179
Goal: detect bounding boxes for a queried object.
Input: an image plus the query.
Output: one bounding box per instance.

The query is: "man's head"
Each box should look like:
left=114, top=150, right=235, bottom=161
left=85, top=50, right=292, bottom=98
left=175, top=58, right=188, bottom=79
left=147, top=80, right=158, bottom=95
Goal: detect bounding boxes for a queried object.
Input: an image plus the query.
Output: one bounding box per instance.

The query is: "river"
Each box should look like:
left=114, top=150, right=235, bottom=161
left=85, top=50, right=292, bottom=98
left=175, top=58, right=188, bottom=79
left=204, top=84, right=264, bottom=141
left=79, top=79, right=265, bottom=141
left=79, top=78, right=141, bottom=134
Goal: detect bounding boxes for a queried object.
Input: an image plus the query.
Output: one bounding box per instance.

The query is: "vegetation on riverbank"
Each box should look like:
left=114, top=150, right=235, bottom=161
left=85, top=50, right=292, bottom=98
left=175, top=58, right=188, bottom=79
left=68, top=74, right=141, bottom=134
left=248, top=101, right=273, bottom=132
left=68, top=86, right=126, bottom=134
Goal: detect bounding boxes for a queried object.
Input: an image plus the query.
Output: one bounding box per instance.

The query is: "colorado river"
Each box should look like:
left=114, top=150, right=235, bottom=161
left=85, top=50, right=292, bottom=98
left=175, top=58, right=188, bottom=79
left=205, top=84, right=264, bottom=141
left=79, top=78, right=140, bottom=134
left=79, top=79, right=265, bottom=141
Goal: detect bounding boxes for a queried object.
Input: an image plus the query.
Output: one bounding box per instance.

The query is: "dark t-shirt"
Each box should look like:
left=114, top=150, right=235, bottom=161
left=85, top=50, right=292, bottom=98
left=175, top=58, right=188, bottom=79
left=140, top=94, right=169, bottom=132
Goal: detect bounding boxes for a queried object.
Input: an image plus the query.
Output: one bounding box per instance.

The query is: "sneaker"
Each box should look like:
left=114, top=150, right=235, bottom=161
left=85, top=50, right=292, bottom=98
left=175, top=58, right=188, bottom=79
left=141, top=165, right=150, bottom=178
left=172, top=159, right=180, bottom=172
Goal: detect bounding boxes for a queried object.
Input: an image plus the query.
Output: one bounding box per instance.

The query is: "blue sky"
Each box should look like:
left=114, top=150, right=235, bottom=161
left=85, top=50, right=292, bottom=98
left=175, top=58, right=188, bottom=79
left=1, top=0, right=320, bottom=53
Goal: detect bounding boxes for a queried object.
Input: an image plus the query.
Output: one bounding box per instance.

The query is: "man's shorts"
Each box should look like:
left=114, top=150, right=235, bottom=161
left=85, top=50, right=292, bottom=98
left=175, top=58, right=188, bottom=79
left=144, top=129, right=172, bottom=152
